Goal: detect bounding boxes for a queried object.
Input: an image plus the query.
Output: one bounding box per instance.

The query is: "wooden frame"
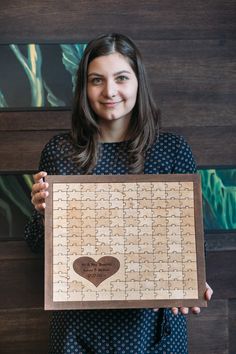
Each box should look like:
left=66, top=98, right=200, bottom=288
left=45, top=174, right=207, bottom=310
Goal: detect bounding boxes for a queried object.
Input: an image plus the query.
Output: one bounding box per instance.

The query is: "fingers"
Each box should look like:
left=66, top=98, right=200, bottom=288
left=205, top=282, right=213, bottom=301
left=189, top=283, right=213, bottom=315
left=31, top=171, right=49, bottom=214
left=154, top=306, right=189, bottom=315
left=171, top=307, right=189, bottom=315
left=190, top=307, right=201, bottom=314
left=170, top=283, right=213, bottom=316
left=171, top=307, right=179, bottom=315
left=180, top=307, right=189, bottom=315
left=33, top=171, right=47, bottom=183
left=171, top=306, right=200, bottom=315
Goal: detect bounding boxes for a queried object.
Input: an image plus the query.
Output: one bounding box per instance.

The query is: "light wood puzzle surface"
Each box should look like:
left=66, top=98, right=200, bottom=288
left=45, top=174, right=206, bottom=310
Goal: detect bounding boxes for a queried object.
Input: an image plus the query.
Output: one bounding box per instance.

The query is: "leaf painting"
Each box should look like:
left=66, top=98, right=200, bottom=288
left=199, top=168, right=236, bottom=230
left=0, top=43, right=87, bottom=109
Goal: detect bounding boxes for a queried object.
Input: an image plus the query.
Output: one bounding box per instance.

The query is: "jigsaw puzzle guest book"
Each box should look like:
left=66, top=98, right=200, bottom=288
left=45, top=174, right=207, bottom=310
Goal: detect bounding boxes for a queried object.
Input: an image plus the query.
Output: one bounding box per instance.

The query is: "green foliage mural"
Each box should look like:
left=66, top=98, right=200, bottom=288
left=0, top=174, right=33, bottom=238
left=198, top=169, right=236, bottom=230
left=0, top=169, right=235, bottom=239
left=60, top=44, right=86, bottom=93
left=0, top=44, right=86, bottom=109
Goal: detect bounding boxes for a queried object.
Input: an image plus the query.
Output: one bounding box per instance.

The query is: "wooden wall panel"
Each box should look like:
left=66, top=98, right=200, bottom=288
left=0, top=309, right=49, bottom=354
left=206, top=251, right=236, bottom=299
left=0, top=0, right=235, bottom=353
left=0, top=130, right=64, bottom=171
left=170, top=126, right=236, bottom=167
left=0, top=240, right=42, bottom=260
left=1, top=126, right=235, bottom=171
left=205, top=232, right=236, bottom=251
left=0, top=111, right=70, bottom=131
left=229, top=300, right=236, bottom=353
left=142, top=39, right=236, bottom=127
left=0, top=243, right=44, bottom=309
left=188, top=300, right=228, bottom=354
left=0, top=0, right=235, bottom=43
left=0, top=258, right=44, bottom=309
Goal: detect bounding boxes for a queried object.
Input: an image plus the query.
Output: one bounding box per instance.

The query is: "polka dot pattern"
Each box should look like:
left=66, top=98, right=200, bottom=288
left=37, top=132, right=196, bottom=177
left=49, top=309, right=188, bottom=354
left=25, top=131, right=196, bottom=353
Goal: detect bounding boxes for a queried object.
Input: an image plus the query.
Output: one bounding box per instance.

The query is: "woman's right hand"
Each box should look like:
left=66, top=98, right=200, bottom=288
left=31, top=171, right=49, bottom=215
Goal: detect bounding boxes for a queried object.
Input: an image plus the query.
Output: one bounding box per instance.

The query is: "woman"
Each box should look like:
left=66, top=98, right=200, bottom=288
left=26, top=33, right=212, bottom=354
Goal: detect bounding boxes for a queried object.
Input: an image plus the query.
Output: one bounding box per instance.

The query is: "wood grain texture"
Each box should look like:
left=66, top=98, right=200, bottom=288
left=0, top=309, right=49, bottom=354
left=0, top=111, right=71, bottom=131
left=0, top=130, right=65, bottom=171
left=0, top=0, right=235, bottom=43
left=0, top=257, right=44, bottom=309
left=0, top=240, right=42, bottom=260
left=142, top=39, right=236, bottom=127
left=229, top=300, right=236, bottom=354
left=206, top=250, right=236, bottom=299
left=187, top=299, right=228, bottom=354
left=205, top=232, right=236, bottom=251
left=1, top=126, right=235, bottom=171
left=167, top=126, right=236, bottom=167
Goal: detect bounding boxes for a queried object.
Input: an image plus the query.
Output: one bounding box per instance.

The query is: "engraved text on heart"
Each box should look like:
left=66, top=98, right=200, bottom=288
left=73, top=256, right=120, bottom=287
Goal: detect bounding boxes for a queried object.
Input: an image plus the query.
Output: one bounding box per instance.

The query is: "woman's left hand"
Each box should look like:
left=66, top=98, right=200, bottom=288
left=153, top=282, right=213, bottom=315
left=170, top=282, right=213, bottom=315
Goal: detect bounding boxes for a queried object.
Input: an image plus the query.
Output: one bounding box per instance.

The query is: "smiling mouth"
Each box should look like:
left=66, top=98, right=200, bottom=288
left=101, top=101, right=123, bottom=107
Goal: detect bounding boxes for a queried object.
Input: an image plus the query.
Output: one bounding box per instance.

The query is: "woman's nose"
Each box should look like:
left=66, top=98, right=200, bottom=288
left=103, top=80, right=117, bottom=98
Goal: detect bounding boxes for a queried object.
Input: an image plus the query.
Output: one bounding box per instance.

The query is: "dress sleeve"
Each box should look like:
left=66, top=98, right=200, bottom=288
left=171, top=135, right=197, bottom=174
left=24, top=143, right=56, bottom=253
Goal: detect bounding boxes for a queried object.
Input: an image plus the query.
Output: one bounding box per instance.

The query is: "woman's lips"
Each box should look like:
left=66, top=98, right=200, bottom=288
left=101, top=100, right=123, bottom=108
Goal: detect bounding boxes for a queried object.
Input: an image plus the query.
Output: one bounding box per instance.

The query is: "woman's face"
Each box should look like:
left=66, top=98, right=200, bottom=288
left=87, top=52, right=138, bottom=125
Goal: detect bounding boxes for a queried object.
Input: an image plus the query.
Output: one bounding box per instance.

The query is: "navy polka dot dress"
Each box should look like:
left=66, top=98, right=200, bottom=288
left=25, top=131, right=196, bottom=354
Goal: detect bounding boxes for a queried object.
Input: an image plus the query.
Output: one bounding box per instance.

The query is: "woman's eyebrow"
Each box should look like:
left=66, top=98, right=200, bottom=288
left=113, top=70, right=132, bottom=76
left=88, top=70, right=132, bottom=77
left=88, top=72, right=103, bottom=77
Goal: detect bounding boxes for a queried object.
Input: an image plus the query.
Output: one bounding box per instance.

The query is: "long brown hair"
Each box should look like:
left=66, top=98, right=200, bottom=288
left=71, top=33, right=160, bottom=174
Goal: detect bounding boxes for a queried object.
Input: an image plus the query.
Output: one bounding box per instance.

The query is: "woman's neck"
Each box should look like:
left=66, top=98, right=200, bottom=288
left=98, top=117, right=130, bottom=143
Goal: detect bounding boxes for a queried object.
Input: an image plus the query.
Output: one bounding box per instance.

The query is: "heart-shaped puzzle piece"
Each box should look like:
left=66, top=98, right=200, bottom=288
left=73, top=256, right=120, bottom=287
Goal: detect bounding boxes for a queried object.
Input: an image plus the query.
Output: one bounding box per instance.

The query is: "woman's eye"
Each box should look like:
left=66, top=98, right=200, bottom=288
left=90, top=77, right=102, bottom=85
left=116, top=75, right=129, bottom=82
